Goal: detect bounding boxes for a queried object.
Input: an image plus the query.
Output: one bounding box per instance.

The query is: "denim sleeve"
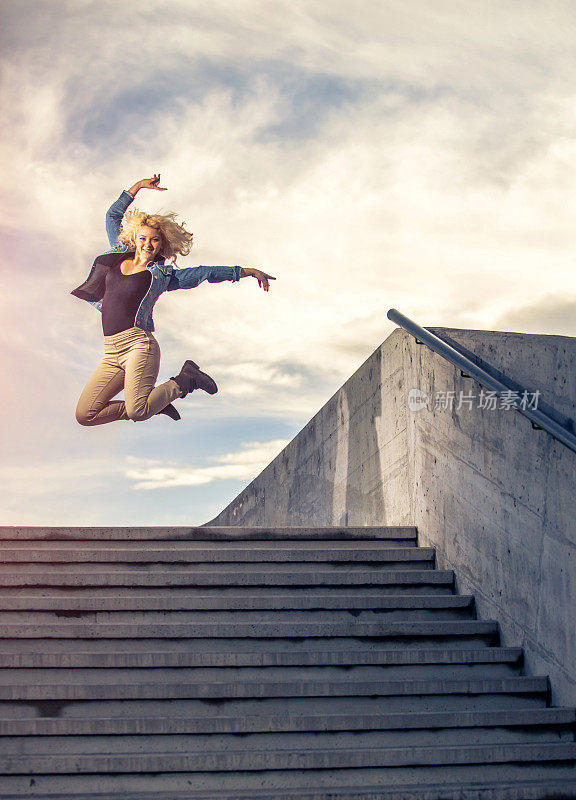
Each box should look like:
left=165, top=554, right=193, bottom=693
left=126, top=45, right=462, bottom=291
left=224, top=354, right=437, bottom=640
left=105, top=190, right=135, bottom=246
left=166, top=265, right=242, bottom=291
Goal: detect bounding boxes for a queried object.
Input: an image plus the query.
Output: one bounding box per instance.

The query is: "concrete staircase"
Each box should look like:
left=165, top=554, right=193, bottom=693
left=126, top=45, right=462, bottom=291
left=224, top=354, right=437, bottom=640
left=0, top=525, right=574, bottom=799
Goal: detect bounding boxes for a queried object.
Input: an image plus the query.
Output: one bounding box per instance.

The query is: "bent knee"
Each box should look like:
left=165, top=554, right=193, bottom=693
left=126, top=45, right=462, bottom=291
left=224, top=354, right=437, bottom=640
left=76, top=406, right=97, bottom=426
left=126, top=406, right=153, bottom=422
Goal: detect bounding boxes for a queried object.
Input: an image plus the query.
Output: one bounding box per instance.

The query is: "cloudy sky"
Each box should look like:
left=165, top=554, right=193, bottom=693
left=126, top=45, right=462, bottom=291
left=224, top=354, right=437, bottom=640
left=2, top=0, right=576, bottom=526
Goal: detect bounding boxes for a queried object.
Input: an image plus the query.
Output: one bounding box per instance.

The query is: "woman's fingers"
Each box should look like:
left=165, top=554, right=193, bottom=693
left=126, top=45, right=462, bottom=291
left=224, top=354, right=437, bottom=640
left=141, top=174, right=167, bottom=191
left=252, top=269, right=276, bottom=291
left=151, top=173, right=167, bottom=191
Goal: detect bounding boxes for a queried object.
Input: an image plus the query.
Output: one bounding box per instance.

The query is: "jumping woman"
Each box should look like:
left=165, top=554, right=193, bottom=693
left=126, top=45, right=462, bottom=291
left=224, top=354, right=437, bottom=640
left=72, top=174, right=275, bottom=425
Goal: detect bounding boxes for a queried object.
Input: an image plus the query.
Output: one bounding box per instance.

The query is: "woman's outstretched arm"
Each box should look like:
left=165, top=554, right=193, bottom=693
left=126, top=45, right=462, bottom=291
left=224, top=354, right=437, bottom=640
left=105, top=174, right=167, bottom=247
left=167, top=265, right=276, bottom=292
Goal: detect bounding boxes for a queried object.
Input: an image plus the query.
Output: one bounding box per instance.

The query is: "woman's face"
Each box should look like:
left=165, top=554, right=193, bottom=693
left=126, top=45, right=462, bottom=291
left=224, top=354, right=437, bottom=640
left=135, top=225, right=163, bottom=261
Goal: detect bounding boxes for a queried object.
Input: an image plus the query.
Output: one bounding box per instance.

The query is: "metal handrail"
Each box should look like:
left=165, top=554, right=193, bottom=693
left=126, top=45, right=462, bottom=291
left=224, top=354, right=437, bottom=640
left=387, top=308, right=576, bottom=456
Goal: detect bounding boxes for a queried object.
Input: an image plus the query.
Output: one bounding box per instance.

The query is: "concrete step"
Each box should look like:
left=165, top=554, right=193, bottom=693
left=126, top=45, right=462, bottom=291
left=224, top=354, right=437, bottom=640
left=0, top=567, right=453, bottom=588
left=0, top=742, right=574, bottom=776
left=0, top=643, right=521, bottom=669
left=19, top=686, right=524, bottom=726
left=0, top=619, right=500, bottom=640
left=4, top=779, right=575, bottom=800
left=2, top=780, right=575, bottom=800
left=0, top=542, right=429, bottom=563
left=0, top=673, right=546, bottom=702
left=0, top=675, right=549, bottom=704
left=0, top=606, right=475, bottom=626
left=1, top=724, right=575, bottom=758
left=1, top=706, right=571, bottom=738
left=0, top=562, right=437, bottom=582
left=0, top=571, right=458, bottom=609
left=0, top=591, right=466, bottom=611
left=0, top=526, right=418, bottom=542
left=0, top=688, right=547, bottom=720
left=0, top=662, right=520, bottom=685
left=0, top=660, right=525, bottom=686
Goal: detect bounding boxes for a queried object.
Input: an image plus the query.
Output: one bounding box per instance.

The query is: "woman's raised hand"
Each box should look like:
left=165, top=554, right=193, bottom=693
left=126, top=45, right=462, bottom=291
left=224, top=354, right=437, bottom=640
left=128, top=175, right=167, bottom=195
left=240, top=268, right=276, bottom=291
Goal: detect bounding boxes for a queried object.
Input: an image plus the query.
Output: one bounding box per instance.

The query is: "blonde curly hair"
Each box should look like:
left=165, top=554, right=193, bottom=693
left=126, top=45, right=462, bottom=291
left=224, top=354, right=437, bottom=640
left=118, top=209, right=194, bottom=263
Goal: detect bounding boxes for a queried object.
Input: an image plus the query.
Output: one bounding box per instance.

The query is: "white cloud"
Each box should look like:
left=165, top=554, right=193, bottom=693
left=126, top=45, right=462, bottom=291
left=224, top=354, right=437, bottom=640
left=0, top=457, right=124, bottom=498
left=124, top=438, right=290, bottom=490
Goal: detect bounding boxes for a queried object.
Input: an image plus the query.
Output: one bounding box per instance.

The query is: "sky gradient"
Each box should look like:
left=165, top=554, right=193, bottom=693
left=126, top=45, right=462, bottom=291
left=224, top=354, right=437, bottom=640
left=2, top=0, right=576, bottom=526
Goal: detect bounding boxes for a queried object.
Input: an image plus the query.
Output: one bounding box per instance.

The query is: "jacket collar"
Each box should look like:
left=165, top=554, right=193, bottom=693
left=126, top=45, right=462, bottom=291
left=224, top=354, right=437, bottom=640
left=155, top=261, right=173, bottom=276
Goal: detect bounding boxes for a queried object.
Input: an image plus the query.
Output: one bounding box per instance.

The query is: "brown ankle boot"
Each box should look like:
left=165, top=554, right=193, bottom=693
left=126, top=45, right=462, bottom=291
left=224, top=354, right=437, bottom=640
left=155, top=403, right=181, bottom=421
left=171, top=361, right=218, bottom=397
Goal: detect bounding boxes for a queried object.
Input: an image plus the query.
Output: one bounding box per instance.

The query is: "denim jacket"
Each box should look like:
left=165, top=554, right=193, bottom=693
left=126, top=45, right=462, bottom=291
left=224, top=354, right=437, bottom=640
left=71, top=190, right=242, bottom=332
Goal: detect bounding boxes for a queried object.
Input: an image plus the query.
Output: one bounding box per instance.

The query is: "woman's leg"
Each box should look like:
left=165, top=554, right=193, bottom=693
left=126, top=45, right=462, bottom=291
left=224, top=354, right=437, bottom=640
left=121, top=330, right=182, bottom=422
left=75, top=355, right=129, bottom=426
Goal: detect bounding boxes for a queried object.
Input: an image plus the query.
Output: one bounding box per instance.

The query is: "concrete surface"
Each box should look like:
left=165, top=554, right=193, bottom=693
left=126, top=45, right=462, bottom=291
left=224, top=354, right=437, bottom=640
left=0, top=526, right=416, bottom=540
left=208, top=327, right=576, bottom=706
left=2, top=784, right=576, bottom=800
left=0, top=528, right=574, bottom=799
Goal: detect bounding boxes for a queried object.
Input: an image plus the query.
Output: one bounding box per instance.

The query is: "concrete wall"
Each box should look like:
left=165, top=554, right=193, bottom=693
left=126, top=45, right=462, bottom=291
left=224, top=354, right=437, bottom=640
left=208, top=327, right=576, bottom=706
left=209, top=331, right=411, bottom=529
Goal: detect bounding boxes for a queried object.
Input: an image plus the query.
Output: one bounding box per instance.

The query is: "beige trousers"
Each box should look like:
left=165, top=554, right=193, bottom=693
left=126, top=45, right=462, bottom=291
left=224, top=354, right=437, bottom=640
left=76, top=327, right=182, bottom=425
